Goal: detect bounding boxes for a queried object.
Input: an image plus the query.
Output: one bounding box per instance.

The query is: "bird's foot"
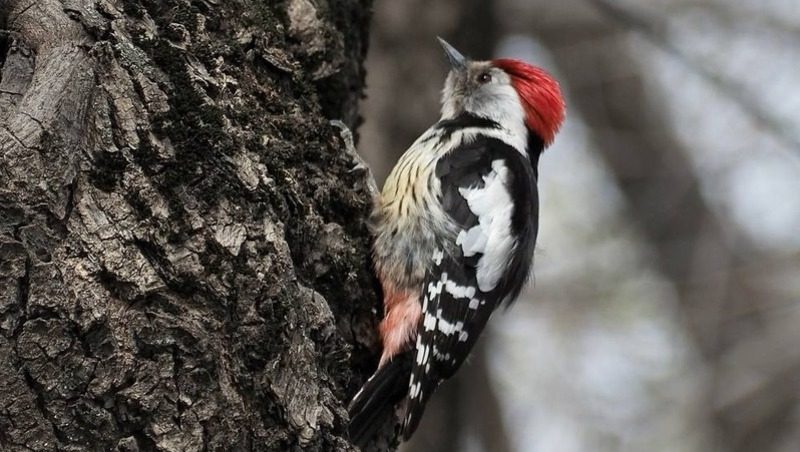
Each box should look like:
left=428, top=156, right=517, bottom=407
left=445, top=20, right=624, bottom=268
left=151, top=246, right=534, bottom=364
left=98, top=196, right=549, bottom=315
left=330, top=120, right=379, bottom=199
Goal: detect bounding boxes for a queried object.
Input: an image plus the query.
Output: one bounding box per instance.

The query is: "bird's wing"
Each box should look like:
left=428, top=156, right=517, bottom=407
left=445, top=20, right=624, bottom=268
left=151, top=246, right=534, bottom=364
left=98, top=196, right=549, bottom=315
left=401, top=135, right=538, bottom=439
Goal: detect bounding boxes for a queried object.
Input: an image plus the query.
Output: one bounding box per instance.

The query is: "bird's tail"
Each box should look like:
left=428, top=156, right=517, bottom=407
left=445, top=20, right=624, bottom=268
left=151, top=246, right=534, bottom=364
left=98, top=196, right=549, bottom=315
left=348, top=352, right=412, bottom=447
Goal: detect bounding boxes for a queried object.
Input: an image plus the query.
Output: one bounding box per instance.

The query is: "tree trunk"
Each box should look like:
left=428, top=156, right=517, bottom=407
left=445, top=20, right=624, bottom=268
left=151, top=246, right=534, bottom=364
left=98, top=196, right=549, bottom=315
left=0, top=0, right=382, bottom=451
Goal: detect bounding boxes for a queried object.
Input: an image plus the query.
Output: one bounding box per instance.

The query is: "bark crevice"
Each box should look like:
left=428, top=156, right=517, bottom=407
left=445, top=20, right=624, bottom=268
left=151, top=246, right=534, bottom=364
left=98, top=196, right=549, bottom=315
left=1, top=0, right=379, bottom=450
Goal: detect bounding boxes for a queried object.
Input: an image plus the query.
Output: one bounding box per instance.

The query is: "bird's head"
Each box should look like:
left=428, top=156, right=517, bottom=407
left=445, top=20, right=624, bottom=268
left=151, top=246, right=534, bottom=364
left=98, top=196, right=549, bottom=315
left=438, top=38, right=565, bottom=147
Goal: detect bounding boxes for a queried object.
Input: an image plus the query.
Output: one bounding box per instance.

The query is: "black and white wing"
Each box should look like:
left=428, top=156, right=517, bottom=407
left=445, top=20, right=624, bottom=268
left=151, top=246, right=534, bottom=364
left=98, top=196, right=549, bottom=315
left=402, top=135, right=539, bottom=438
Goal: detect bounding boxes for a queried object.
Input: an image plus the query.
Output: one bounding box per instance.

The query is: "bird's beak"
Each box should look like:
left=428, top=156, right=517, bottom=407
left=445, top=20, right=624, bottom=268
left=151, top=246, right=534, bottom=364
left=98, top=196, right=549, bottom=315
left=437, top=37, right=467, bottom=72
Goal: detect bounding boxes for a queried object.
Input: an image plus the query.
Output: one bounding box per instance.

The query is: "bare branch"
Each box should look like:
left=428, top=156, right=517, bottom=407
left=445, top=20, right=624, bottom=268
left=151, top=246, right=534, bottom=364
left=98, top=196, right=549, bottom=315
left=589, top=0, right=800, bottom=153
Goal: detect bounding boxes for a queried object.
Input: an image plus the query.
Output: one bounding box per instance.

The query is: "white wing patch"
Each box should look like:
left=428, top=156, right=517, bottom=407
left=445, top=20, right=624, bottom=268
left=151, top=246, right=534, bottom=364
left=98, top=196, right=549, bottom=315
left=457, top=159, right=515, bottom=292
left=443, top=279, right=476, bottom=299
left=432, top=248, right=445, bottom=265
left=456, top=228, right=487, bottom=257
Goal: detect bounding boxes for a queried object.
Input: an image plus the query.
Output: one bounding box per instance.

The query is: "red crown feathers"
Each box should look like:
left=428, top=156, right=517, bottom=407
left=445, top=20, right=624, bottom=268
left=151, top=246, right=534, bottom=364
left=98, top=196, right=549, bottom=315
left=492, top=59, right=565, bottom=146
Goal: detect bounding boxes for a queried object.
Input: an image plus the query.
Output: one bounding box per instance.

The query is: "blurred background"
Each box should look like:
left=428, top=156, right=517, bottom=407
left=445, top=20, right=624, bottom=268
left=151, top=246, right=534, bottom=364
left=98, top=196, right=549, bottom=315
left=356, top=0, right=800, bottom=451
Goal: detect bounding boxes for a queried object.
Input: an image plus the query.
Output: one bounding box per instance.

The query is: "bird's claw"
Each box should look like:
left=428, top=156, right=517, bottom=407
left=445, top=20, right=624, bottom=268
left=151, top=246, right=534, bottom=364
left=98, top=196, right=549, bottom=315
left=330, top=120, right=379, bottom=199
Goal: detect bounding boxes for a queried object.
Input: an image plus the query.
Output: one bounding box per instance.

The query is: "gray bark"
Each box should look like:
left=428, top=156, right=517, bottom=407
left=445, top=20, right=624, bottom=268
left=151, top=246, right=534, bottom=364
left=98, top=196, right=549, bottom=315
left=0, top=0, right=381, bottom=451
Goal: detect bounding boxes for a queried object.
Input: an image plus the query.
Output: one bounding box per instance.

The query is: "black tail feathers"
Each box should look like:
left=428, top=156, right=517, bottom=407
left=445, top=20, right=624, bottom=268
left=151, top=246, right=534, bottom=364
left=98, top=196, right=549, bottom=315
left=348, top=352, right=412, bottom=448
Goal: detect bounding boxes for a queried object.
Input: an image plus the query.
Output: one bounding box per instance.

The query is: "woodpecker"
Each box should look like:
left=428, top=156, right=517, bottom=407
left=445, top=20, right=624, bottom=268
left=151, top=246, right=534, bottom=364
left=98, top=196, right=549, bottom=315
left=348, top=38, right=565, bottom=446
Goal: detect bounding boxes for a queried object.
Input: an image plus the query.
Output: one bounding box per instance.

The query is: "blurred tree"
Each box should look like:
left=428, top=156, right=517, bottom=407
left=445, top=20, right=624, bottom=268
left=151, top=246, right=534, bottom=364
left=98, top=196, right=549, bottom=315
left=500, top=0, right=800, bottom=450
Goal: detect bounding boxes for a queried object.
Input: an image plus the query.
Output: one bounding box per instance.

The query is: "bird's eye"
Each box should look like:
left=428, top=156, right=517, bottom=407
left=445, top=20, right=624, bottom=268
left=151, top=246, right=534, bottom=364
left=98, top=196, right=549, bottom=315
left=477, top=72, right=492, bottom=83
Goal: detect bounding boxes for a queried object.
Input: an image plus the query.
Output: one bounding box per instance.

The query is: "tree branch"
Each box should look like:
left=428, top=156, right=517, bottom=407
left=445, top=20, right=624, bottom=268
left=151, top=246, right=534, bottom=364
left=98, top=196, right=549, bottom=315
left=588, top=0, right=800, bottom=153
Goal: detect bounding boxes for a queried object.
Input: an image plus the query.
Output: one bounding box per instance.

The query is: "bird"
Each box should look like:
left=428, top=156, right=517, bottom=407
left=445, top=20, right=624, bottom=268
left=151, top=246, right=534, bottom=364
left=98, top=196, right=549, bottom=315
left=348, top=37, right=565, bottom=447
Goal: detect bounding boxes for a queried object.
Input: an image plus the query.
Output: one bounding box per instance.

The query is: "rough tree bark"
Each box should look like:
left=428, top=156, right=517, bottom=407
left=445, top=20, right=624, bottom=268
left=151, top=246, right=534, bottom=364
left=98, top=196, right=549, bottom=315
left=0, top=0, right=384, bottom=451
